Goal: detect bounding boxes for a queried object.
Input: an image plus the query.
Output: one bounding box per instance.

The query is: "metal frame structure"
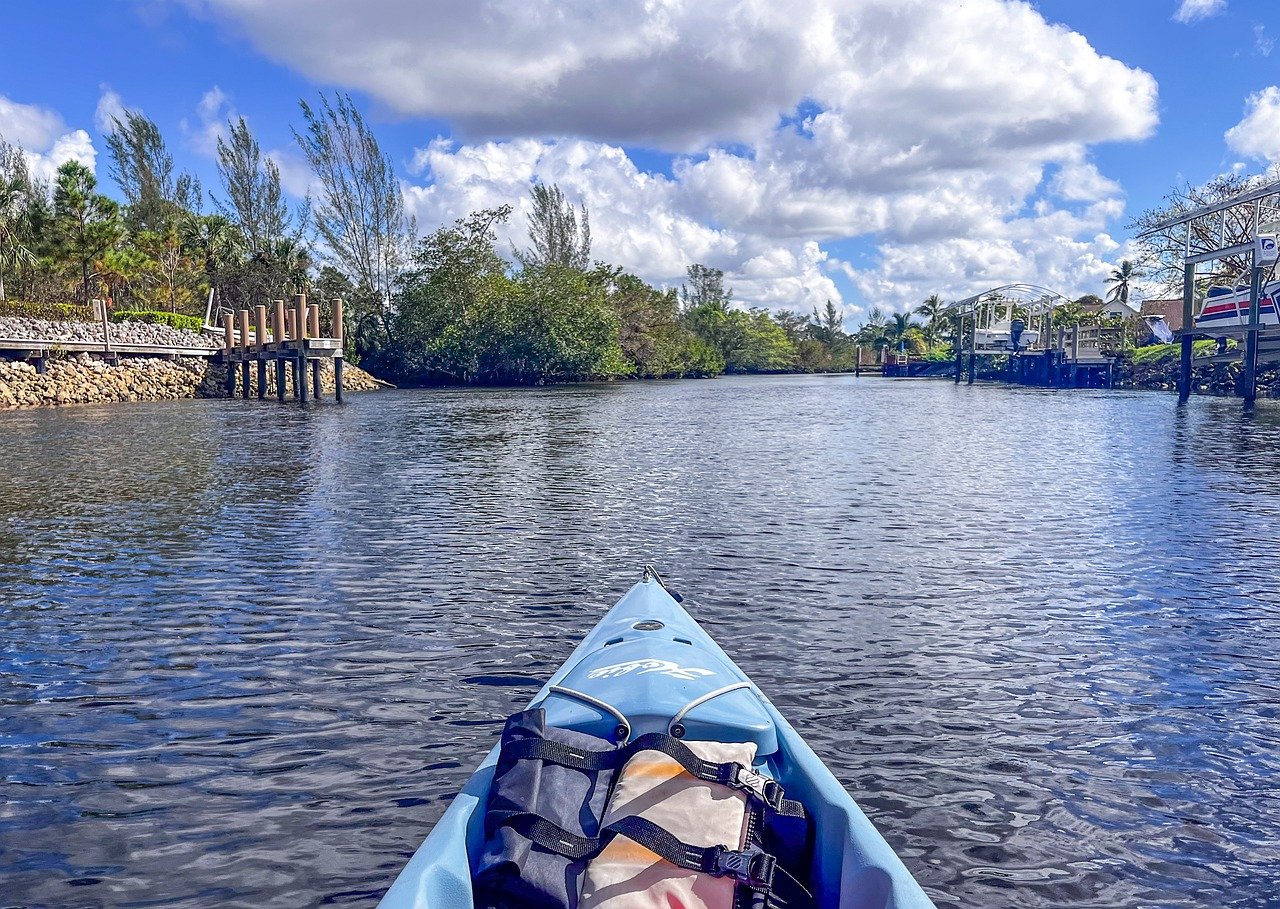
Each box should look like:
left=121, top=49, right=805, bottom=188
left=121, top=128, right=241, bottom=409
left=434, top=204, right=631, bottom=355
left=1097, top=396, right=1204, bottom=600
left=1137, top=179, right=1280, bottom=405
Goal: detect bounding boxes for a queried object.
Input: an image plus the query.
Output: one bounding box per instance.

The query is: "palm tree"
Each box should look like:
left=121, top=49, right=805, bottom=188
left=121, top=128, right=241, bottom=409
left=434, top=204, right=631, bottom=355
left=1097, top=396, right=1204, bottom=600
left=1106, top=260, right=1141, bottom=307
left=180, top=213, right=241, bottom=314
left=271, top=236, right=312, bottom=294
left=915, top=293, right=945, bottom=346
left=0, top=171, right=34, bottom=301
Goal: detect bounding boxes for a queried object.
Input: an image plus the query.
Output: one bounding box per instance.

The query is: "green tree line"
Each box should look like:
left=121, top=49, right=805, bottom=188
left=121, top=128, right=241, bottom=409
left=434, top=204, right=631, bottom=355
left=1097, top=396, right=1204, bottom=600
left=0, top=93, right=867, bottom=384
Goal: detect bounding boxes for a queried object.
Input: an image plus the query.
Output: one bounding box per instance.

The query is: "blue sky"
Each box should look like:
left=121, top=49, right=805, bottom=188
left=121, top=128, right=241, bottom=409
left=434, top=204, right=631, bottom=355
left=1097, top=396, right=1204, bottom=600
left=1, top=0, right=1278, bottom=321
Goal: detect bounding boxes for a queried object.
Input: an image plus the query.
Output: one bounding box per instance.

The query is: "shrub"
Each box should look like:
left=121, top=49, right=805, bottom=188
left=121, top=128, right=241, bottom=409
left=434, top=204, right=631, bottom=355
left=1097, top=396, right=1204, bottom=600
left=110, top=310, right=205, bottom=333
left=0, top=299, right=94, bottom=321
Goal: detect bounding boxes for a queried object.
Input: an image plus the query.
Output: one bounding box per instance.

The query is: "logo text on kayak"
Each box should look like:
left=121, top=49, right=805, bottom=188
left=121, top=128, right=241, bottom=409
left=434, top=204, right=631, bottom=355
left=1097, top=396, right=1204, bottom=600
left=586, top=659, right=715, bottom=681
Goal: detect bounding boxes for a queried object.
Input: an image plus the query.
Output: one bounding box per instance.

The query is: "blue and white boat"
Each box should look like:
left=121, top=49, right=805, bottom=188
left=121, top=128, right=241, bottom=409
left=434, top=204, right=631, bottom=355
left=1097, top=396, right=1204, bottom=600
left=1195, top=281, right=1280, bottom=333
left=378, top=572, right=938, bottom=909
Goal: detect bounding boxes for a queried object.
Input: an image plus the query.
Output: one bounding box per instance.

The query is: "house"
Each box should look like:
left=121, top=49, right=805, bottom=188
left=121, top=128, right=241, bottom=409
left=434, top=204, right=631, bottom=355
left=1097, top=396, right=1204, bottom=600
left=1082, top=297, right=1141, bottom=320
left=1140, top=298, right=1184, bottom=332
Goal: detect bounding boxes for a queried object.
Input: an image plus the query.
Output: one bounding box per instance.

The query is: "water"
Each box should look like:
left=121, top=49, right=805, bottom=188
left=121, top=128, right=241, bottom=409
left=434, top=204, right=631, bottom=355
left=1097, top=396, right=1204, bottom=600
left=2, top=376, right=1279, bottom=909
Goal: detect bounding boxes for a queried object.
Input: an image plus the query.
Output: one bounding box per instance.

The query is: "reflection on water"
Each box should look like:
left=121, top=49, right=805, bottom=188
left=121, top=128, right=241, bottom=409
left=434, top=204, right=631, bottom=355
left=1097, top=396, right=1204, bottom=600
left=2, top=378, right=1279, bottom=908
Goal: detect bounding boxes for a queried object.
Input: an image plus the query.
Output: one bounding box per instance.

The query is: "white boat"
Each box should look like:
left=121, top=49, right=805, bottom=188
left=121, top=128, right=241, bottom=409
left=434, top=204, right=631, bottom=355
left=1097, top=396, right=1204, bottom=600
left=972, top=323, right=1040, bottom=351
left=1194, top=281, right=1280, bottom=335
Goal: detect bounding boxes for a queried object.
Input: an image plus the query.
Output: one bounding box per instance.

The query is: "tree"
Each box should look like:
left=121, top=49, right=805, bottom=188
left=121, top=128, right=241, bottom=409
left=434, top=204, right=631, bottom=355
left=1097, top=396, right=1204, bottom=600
left=94, top=245, right=150, bottom=309
left=1130, top=169, right=1280, bottom=292
left=294, top=93, right=413, bottom=336
left=915, top=293, right=946, bottom=346
left=680, top=263, right=732, bottom=310
left=887, top=311, right=921, bottom=346
left=1106, top=260, right=1141, bottom=307
left=135, top=226, right=192, bottom=312
left=516, top=183, right=591, bottom=270
left=856, top=306, right=890, bottom=346
left=0, top=143, right=35, bottom=300
left=215, top=117, right=290, bottom=255
left=180, top=213, right=241, bottom=314
left=50, top=161, right=123, bottom=303
left=106, top=111, right=200, bottom=233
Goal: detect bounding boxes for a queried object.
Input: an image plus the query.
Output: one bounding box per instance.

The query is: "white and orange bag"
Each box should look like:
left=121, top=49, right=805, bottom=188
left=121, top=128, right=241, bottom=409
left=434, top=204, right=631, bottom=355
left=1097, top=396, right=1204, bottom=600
left=579, top=741, right=757, bottom=909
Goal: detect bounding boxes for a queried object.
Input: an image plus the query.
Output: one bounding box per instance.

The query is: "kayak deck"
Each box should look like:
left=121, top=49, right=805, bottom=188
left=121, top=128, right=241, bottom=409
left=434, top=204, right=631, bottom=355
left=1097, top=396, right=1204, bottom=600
left=378, top=577, right=937, bottom=909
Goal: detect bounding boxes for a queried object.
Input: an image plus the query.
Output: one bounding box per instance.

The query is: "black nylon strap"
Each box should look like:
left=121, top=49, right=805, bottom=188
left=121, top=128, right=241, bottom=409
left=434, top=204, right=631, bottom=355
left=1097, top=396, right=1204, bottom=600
left=493, top=812, right=782, bottom=893
left=501, top=730, right=804, bottom=819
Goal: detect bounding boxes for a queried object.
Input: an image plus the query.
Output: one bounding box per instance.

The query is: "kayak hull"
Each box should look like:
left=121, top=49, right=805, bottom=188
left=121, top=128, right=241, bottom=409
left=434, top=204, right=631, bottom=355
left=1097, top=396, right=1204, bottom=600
left=378, top=577, right=937, bottom=909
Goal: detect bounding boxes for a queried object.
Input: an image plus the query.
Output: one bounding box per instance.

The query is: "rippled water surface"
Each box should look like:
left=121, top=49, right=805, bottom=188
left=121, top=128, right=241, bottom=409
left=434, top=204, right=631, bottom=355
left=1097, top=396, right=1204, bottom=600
left=3, top=376, right=1280, bottom=908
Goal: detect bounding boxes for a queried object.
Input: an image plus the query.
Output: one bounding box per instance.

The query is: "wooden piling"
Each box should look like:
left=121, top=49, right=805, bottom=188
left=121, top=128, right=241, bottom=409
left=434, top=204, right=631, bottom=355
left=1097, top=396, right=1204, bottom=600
left=954, top=315, right=963, bottom=384
left=286, top=309, right=297, bottom=342
left=966, top=316, right=976, bottom=385
left=1241, top=262, right=1263, bottom=405
left=276, top=358, right=286, bottom=402
left=1178, top=262, right=1195, bottom=403
left=311, top=358, right=322, bottom=400
left=222, top=314, right=236, bottom=393
left=334, top=356, right=344, bottom=403
left=332, top=298, right=344, bottom=342
left=254, top=305, right=267, bottom=399
left=308, top=303, right=320, bottom=339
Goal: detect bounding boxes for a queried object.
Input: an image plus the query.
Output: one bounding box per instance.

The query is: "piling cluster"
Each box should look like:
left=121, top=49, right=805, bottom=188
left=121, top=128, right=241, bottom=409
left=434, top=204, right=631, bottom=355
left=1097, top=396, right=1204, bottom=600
left=222, top=294, right=348, bottom=404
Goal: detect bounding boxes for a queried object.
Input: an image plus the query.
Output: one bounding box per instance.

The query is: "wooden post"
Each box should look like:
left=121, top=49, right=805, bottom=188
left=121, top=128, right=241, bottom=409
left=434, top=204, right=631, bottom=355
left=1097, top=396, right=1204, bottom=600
left=311, top=358, right=322, bottom=400
left=254, top=304, right=267, bottom=400
left=334, top=356, right=344, bottom=403
left=1178, top=261, right=1195, bottom=404
left=237, top=309, right=251, bottom=398
left=222, top=313, right=236, bottom=393
left=954, top=316, right=963, bottom=383
left=855, top=344, right=861, bottom=377
left=274, top=300, right=286, bottom=343
left=1241, top=259, right=1262, bottom=405
left=966, top=316, right=976, bottom=385
left=1070, top=324, right=1079, bottom=363
left=276, top=358, right=286, bottom=402
left=308, top=303, right=320, bottom=339
left=295, top=294, right=308, bottom=339
left=332, top=298, right=344, bottom=341
left=286, top=309, right=297, bottom=341
left=298, top=352, right=309, bottom=403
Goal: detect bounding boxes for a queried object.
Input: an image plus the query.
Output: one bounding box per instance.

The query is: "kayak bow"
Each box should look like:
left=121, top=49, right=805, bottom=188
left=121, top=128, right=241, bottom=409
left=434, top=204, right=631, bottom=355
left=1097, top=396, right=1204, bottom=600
left=379, top=574, right=937, bottom=909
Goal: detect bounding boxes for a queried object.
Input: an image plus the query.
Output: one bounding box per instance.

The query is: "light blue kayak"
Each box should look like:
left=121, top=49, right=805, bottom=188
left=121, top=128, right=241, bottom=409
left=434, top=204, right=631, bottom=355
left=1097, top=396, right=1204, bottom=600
left=378, top=573, right=938, bottom=908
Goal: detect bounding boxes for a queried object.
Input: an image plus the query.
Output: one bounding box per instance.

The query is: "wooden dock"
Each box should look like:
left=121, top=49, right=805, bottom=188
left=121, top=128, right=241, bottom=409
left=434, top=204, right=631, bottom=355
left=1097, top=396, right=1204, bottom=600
left=220, top=294, right=346, bottom=404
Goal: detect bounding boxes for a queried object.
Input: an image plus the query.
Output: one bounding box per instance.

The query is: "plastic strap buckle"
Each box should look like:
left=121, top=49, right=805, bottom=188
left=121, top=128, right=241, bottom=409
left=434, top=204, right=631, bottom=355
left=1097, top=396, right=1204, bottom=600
left=723, top=762, right=784, bottom=809
left=710, top=843, right=776, bottom=890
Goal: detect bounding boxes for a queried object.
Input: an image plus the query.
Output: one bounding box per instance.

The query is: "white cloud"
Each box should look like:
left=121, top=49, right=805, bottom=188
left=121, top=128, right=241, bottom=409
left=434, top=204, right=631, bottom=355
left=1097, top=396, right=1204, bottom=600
left=195, top=0, right=1157, bottom=312
left=1225, top=86, right=1280, bottom=161
left=181, top=85, right=235, bottom=156
left=1255, top=25, right=1275, bottom=57
left=1173, top=0, right=1226, bottom=23
left=0, top=94, right=96, bottom=184
left=94, top=85, right=132, bottom=134
left=0, top=95, right=67, bottom=150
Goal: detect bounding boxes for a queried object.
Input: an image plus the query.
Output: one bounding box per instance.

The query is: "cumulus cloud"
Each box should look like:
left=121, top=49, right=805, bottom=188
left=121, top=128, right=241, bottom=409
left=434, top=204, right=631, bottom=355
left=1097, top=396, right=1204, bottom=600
left=0, top=94, right=96, bottom=183
left=1173, top=0, right=1226, bottom=23
left=192, top=0, right=1157, bottom=312
left=1225, top=87, right=1280, bottom=161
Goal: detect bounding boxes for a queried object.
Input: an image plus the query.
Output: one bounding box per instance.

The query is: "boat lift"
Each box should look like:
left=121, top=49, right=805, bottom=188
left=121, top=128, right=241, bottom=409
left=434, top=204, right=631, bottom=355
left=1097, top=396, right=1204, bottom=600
left=941, top=284, right=1115, bottom=387
left=1137, top=177, right=1280, bottom=405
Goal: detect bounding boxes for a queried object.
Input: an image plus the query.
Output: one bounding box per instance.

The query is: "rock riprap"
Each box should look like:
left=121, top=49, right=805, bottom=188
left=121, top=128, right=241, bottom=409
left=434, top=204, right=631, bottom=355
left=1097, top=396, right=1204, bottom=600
left=0, top=315, right=218, bottom=349
left=0, top=354, right=387, bottom=409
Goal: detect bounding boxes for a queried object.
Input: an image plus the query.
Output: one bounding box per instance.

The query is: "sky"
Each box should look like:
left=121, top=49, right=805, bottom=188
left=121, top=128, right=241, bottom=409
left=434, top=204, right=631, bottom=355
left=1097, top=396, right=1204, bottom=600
left=1, top=0, right=1279, bottom=325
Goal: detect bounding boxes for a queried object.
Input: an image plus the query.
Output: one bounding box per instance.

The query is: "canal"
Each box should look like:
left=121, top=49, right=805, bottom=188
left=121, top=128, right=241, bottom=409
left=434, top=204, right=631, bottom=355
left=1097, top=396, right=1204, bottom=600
left=2, top=376, right=1278, bottom=908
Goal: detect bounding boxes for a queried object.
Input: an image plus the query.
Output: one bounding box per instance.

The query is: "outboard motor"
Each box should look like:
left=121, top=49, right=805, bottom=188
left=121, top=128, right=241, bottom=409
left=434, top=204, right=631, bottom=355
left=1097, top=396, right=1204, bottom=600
left=1010, top=319, right=1025, bottom=351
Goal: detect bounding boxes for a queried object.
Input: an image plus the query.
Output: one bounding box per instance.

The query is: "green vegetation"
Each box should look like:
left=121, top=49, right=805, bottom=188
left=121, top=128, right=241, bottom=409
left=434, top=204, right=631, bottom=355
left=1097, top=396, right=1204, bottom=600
left=0, top=91, right=867, bottom=385
left=0, top=299, right=92, bottom=321
left=110, top=310, right=204, bottom=332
